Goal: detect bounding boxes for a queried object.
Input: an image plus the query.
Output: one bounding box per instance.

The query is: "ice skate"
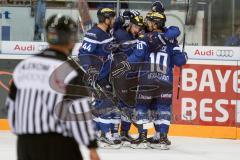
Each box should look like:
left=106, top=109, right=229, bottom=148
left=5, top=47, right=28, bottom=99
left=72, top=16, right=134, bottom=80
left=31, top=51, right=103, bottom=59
left=121, top=131, right=134, bottom=147
left=131, top=132, right=148, bottom=149
left=99, top=132, right=121, bottom=149
left=112, top=133, right=122, bottom=146
left=147, top=135, right=161, bottom=149
left=159, top=134, right=170, bottom=150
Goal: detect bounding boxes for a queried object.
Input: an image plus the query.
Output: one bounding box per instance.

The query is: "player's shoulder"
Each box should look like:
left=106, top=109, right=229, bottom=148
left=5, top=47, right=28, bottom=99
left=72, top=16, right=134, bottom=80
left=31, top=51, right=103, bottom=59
left=85, top=25, right=108, bottom=39
left=156, top=31, right=178, bottom=46
left=139, top=30, right=159, bottom=39
left=114, top=28, right=127, bottom=35
left=114, top=28, right=133, bottom=41
left=137, top=32, right=149, bottom=42
left=84, top=26, right=99, bottom=40
left=84, top=25, right=113, bottom=44
left=137, top=31, right=160, bottom=45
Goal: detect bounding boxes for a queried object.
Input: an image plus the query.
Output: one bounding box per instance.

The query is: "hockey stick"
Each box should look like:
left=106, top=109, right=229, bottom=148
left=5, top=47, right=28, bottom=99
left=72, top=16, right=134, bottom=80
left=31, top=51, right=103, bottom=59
left=69, top=55, right=144, bottom=129
left=68, top=56, right=138, bottom=120
left=74, top=1, right=142, bottom=127
left=77, top=0, right=93, bottom=32
left=68, top=56, right=116, bottom=103
left=177, top=0, right=190, bottom=99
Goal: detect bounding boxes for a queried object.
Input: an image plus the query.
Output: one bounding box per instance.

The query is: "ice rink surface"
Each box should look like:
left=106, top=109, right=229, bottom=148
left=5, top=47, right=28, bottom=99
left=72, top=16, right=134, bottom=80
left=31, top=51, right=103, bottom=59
left=0, top=131, right=239, bottom=160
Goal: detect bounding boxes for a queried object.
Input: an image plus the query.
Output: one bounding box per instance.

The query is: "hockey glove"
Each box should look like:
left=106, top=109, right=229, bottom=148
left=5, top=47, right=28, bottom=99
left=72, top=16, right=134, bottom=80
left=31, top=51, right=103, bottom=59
left=122, top=10, right=140, bottom=27
left=84, top=66, right=99, bottom=86
left=164, top=26, right=181, bottom=40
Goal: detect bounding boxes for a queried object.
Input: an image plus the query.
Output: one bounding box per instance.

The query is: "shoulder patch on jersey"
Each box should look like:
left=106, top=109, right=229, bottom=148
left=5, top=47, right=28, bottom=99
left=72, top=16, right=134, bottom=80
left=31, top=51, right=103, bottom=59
left=85, top=32, right=97, bottom=39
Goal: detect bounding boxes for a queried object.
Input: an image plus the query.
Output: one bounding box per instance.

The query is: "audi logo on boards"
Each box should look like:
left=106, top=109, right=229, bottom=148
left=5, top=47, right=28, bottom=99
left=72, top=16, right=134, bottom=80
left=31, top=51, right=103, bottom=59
left=216, top=50, right=234, bottom=57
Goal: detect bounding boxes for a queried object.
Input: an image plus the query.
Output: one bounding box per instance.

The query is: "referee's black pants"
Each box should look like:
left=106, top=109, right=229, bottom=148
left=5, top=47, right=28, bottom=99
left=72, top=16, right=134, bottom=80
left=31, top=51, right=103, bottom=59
left=17, top=133, right=83, bottom=160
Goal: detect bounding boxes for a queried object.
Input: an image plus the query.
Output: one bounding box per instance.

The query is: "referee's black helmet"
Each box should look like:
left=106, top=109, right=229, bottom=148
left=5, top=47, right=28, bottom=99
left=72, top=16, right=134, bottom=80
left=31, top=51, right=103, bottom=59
left=45, top=14, right=78, bottom=45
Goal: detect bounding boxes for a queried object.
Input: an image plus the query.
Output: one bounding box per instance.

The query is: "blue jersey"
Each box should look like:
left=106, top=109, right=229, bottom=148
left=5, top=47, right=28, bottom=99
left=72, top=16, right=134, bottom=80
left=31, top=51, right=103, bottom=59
left=113, top=22, right=141, bottom=80
left=78, top=25, right=113, bottom=81
left=113, top=17, right=124, bottom=32
left=128, top=31, right=187, bottom=83
left=113, top=27, right=138, bottom=56
left=113, top=16, right=140, bottom=57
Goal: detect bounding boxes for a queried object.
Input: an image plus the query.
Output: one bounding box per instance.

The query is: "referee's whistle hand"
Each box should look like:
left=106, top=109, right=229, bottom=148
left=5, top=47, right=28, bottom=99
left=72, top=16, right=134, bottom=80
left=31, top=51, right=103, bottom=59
left=90, top=149, right=101, bottom=160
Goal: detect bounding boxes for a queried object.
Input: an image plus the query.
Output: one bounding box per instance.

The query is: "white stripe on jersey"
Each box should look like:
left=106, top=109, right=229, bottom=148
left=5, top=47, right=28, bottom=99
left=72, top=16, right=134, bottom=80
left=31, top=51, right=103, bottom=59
left=83, top=37, right=114, bottom=44
left=158, top=34, right=167, bottom=45
left=122, top=39, right=139, bottom=45
left=173, top=46, right=181, bottom=51
left=154, top=120, right=170, bottom=125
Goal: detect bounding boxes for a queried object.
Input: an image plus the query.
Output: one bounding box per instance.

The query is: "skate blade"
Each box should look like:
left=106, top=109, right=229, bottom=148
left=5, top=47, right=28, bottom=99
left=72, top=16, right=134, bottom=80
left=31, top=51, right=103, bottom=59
left=130, top=143, right=148, bottom=149
left=148, top=143, right=161, bottom=149
left=160, top=144, right=170, bottom=150
left=99, top=142, right=121, bottom=149
left=122, top=141, right=131, bottom=147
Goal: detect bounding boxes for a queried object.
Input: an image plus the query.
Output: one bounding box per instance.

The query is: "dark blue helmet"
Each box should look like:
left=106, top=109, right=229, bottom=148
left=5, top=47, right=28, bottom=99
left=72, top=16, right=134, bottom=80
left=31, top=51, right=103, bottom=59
left=122, top=10, right=144, bottom=27
left=151, top=1, right=165, bottom=13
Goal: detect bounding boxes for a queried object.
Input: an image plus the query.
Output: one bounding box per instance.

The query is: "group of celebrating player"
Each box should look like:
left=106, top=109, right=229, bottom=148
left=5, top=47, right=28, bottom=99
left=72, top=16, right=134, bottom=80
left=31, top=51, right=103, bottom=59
left=78, top=1, right=188, bottom=150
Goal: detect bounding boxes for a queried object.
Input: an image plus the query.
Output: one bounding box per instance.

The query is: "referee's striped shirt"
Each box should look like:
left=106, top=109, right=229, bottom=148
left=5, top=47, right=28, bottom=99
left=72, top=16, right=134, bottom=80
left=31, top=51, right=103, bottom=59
left=5, top=48, right=98, bottom=148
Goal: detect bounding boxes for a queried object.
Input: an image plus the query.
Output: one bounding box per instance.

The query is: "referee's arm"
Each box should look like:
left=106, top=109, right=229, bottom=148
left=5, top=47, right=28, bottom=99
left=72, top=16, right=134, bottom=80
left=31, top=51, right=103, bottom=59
left=5, top=81, right=17, bottom=133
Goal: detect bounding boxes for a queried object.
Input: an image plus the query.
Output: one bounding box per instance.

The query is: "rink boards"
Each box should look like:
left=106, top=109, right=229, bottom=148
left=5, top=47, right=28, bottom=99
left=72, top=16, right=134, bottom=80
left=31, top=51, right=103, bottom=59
left=0, top=42, right=240, bottom=139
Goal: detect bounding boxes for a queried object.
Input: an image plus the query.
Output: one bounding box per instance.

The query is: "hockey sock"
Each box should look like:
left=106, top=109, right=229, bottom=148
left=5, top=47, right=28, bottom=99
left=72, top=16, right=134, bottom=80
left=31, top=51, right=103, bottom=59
left=154, top=124, right=169, bottom=134
left=99, top=122, right=111, bottom=134
left=121, top=121, right=131, bottom=132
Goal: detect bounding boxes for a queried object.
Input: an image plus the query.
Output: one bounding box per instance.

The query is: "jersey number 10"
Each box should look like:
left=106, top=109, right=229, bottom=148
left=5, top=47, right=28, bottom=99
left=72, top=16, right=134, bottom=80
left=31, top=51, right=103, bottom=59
left=150, top=52, right=168, bottom=74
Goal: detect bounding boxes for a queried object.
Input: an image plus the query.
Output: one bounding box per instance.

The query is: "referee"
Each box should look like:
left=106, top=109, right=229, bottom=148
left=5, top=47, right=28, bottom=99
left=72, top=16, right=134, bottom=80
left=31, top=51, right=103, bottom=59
left=5, top=14, right=100, bottom=160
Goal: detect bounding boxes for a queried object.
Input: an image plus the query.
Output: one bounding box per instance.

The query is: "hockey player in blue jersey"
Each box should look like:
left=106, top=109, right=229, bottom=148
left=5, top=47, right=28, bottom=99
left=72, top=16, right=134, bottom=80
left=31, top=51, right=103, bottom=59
left=112, top=10, right=144, bottom=146
left=97, top=10, right=144, bottom=147
left=111, top=6, right=181, bottom=147
left=114, top=10, right=143, bottom=50
left=143, top=0, right=181, bottom=147
left=131, top=12, right=187, bottom=149
left=112, top=11, right=187, bottom=149
left=78, top=8, right=122, bottom=148
left=145, top=1, right=181, bottom=40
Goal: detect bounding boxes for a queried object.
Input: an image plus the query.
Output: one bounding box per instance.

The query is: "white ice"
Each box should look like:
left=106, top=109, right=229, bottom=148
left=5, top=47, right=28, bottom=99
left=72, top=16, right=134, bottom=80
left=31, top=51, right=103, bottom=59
left=0, top=131, right=239, bottom=160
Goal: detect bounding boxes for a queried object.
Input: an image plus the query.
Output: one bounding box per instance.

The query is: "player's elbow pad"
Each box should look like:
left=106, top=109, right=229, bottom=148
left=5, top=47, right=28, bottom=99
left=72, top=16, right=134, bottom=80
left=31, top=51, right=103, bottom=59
left=173, top=51, right=188, bottom=66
